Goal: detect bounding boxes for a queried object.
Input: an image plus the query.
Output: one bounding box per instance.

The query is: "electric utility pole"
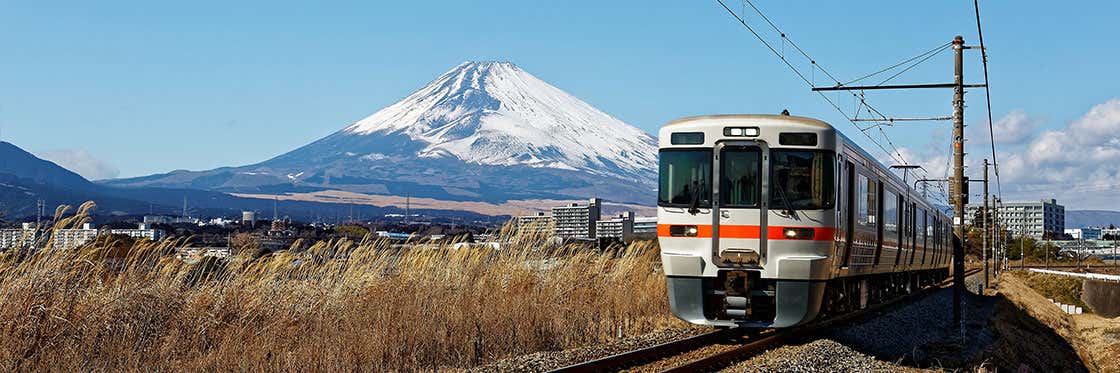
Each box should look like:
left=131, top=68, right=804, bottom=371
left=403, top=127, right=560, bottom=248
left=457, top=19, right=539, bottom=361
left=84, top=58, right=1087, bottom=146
left=982, top=159, right=989, bottom=289
left=812, top=35, right=983, bottom=324
left=950, top=35, right=967, bottom=324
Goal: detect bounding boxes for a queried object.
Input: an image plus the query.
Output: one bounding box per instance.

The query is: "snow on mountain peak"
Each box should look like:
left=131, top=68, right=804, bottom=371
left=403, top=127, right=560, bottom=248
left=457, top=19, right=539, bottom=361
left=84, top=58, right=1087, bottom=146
left=340, top=61, right=657, bottom=180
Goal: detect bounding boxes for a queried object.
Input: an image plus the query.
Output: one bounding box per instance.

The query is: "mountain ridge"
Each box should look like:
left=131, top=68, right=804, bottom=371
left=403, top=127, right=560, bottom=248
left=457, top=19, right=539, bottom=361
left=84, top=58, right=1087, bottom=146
left=106, top=61, right=659, bottom=206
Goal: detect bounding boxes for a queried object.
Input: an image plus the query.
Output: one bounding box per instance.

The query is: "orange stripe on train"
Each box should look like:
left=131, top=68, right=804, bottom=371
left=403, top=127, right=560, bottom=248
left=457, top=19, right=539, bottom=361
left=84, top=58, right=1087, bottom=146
left=656, top=224, right=835, bottom=241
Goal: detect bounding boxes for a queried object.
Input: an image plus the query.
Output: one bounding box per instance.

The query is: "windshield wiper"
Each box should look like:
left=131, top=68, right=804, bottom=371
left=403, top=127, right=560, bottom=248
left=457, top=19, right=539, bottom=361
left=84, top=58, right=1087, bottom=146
left=773, top=180, right=798, bottom=217
left=688, top=183, right=703, bottom=215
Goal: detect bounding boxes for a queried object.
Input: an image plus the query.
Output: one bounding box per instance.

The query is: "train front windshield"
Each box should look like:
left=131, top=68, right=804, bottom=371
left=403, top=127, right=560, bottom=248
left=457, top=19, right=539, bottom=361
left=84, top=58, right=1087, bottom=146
left=659, top=149, right=712, bottom=207
left=770, top=150, right=835, bottom=210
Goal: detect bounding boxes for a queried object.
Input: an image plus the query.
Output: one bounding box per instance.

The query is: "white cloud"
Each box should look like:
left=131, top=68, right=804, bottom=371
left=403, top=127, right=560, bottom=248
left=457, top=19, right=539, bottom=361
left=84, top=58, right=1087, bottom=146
left=989, top=109, right=1043, bottom=145
left=881, top=99, right=1120, bottom=210
left=38, top=149, right=120, bottom=180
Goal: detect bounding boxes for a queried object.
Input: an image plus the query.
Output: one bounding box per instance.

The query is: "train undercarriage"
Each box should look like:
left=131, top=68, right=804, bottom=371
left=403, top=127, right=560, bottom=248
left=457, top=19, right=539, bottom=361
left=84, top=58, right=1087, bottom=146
left=671, top=268, right=951, bottom=327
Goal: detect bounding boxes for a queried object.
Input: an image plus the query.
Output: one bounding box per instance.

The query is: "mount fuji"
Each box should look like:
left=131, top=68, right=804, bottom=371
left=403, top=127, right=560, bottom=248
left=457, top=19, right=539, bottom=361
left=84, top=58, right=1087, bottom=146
left=106, top=61, right=659, bottom=211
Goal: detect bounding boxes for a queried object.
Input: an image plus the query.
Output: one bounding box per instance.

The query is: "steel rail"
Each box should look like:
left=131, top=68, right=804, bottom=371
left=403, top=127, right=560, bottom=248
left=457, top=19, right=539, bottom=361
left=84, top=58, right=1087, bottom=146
left=551, top=269, right=979, bottom=373
left=660, top=268, right=981, bottom=373
left=546, top=327, right=747, bottom=373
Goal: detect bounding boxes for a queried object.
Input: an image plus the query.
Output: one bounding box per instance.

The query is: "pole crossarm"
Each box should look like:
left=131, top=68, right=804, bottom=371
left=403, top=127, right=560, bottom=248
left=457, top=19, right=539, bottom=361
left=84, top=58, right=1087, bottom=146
left=811, top=83, right=987, bottom=91
left=852, top=117, right=952, bottom=122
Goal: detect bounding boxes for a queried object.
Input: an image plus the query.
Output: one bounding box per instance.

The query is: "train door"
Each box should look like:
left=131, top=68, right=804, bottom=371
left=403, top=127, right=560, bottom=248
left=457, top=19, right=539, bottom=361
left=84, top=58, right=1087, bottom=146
left=713, top=142, right=766, bottom=266
left=840, top=160, right=855, bottom=268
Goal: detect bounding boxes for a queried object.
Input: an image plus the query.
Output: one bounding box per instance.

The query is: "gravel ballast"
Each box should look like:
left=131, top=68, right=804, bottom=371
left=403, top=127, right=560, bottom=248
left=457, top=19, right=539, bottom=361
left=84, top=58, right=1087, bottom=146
left=468, top=326, right=711, bottom=373
left=724, top=339, right=924, bottom=373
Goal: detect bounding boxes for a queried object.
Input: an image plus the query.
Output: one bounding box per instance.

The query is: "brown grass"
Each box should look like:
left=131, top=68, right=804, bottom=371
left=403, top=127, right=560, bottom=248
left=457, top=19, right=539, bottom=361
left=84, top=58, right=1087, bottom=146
left=1017, top=270, right=1091, bottom=311
left=991, top=273, right=1096, bottom=372
left=0, top=203, right=681, bottom=371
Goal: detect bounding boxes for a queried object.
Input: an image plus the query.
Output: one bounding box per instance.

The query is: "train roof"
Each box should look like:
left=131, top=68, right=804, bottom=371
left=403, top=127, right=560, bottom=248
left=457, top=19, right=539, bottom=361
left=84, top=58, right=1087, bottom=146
left=661, top=114, right=832, bottom=129
left=659, top=113, right=948, bottom=218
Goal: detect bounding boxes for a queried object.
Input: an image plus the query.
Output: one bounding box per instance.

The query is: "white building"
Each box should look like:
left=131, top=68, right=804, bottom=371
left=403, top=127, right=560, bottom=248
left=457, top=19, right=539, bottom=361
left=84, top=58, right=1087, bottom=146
left=0, top=223, right=37, bottom=249
left=1065, top=227, right=1102, bottom=241
left=1101, top=227, right=1120, bottom=240
left=633, top=216, right=658, bottom=237
left=966, top=199, right=1065, bottom=240
left=552, top=198, right=601, bottom=239
left=512, top=212, right=554, bottom=235
left=596, top=212, right=635, bottom=242
left=109, top=223, right=166, bottom=241
left=49, top=223, right=101, bottom=249
left=45, top=223, right=166, bottom=249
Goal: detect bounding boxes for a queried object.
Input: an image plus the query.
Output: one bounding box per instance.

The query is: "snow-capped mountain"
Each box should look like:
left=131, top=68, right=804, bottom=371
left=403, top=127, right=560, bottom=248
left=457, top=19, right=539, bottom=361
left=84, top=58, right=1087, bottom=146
left=107, top=61, right=658, bottom=207
left=341, top=61, right=657, bottom=179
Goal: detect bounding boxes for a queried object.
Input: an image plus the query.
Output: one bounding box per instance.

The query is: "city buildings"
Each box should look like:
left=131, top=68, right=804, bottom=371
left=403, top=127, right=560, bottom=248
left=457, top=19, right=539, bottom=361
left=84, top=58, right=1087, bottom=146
left=552, top=198, right=601, bottom=239
left=0, top=222, right=165, bottom=250
left=966, top=198, right=1065, bottom=240
left=512, top=198, right=657, bottom=243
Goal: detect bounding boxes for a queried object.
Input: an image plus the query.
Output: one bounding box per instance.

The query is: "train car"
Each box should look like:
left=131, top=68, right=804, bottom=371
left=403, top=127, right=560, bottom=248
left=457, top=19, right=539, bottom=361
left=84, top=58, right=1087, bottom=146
left=658, top=113, right=952, bottom=328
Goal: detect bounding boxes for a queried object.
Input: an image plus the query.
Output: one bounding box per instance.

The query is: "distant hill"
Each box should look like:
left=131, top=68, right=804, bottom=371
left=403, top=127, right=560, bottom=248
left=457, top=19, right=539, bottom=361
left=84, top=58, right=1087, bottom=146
left=1066, top=210, right=1120, bottom=229
left=0, top=141, right=492, bottom=222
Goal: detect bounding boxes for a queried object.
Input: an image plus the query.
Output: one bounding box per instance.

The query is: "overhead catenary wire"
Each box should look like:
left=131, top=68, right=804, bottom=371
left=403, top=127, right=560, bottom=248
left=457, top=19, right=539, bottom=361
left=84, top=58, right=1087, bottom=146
left=842, top=42, right=953, bottom=87
left=715, top=0, right=910, bottom=168
left=875, top=43, right=953, bottom=86
left=973, top=0, right=1001, bottom=198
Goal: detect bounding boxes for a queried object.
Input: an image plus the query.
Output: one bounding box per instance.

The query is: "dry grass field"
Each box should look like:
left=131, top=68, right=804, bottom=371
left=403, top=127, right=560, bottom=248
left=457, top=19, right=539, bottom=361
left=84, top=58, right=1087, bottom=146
left=0, top=203, right=682, bottom=371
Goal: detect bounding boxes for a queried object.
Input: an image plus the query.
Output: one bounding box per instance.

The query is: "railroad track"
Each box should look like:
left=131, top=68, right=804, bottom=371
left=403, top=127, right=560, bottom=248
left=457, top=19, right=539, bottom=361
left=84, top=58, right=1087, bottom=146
left=550, top=268, right=982, bottom=373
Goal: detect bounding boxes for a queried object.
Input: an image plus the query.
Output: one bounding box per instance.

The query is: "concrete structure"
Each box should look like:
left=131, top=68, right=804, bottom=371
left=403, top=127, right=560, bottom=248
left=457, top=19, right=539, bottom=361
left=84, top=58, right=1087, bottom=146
left=241, top=211, right=257, bottom=227
left=552, top=198, right=601, bottom=239
left=634, top=216, right=658, bottom=236
left=0, top=223, right=37, bottom=249
left=49, top=223, right=101, bottom=249
left=596, top=212, right=635, bottom=242
left=109, top=223, right=166, bottom=242
left=1065, top=227, right=1102, bottom=241
left=512, top=212, right=554, bottom=235
left=967, top=198, right=1065, bottom=239
left=143, top=215, right=199, bottom=225
left=1103, top=227, right=1120, bottom=239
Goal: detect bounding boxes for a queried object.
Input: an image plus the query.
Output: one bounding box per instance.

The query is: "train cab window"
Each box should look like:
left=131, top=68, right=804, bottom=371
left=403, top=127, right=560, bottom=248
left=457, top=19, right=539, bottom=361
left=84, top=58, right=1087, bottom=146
left=659, top=149, right=712, bottom=207
left=856, top=174, right=877, bottom=228
left=778, top=132, right=818, bottom=146
left=771, top=150, right=835, bottom=210
left=720, top=147, right=761, bottom=207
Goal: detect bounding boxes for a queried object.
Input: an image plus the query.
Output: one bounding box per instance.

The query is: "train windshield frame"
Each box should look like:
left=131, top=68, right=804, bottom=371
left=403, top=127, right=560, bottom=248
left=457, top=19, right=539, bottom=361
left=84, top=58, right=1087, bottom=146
left=770, top=149, right=836, bottom=210
left=658, top=149, right=713, bottom=208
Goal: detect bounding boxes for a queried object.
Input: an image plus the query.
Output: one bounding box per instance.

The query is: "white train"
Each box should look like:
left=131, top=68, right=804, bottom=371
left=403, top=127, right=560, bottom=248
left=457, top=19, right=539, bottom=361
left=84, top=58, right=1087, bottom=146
left=658, top=114, right=951, bottom=327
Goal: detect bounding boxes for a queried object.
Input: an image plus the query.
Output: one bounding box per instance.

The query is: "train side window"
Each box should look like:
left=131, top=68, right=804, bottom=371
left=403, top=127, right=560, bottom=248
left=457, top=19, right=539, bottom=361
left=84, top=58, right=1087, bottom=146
left=909, top=203, right=918, bottom=266
left=921, top=209, right=929, bottom=264
left=883, top=190, right=899, bottom=240
left=857, top=174, right=877, bottom=228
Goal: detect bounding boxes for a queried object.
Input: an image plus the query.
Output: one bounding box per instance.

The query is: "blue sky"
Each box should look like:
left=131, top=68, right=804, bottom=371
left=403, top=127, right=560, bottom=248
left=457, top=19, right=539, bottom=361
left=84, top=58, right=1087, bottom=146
left=2, top=1, right=1118, bottom=209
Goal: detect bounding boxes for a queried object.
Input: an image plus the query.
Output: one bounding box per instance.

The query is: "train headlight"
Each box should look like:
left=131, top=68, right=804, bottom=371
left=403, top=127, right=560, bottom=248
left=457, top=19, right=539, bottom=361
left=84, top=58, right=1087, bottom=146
left=782, top=228, right=815, bottom=240
left=723, top=127, right=760, bottom=137
left=669, top=225, right=700, bottom=237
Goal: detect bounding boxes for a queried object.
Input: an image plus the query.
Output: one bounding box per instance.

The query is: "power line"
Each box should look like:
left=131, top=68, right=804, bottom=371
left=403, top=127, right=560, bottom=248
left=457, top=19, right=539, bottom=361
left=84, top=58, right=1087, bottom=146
left=973, top=0, right=1001, bottom=198
left=715, top=0, right=909, bottom=167
left=843, top=42, right=952, bottom=86
left=875, top=43, right=953, bottom=86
